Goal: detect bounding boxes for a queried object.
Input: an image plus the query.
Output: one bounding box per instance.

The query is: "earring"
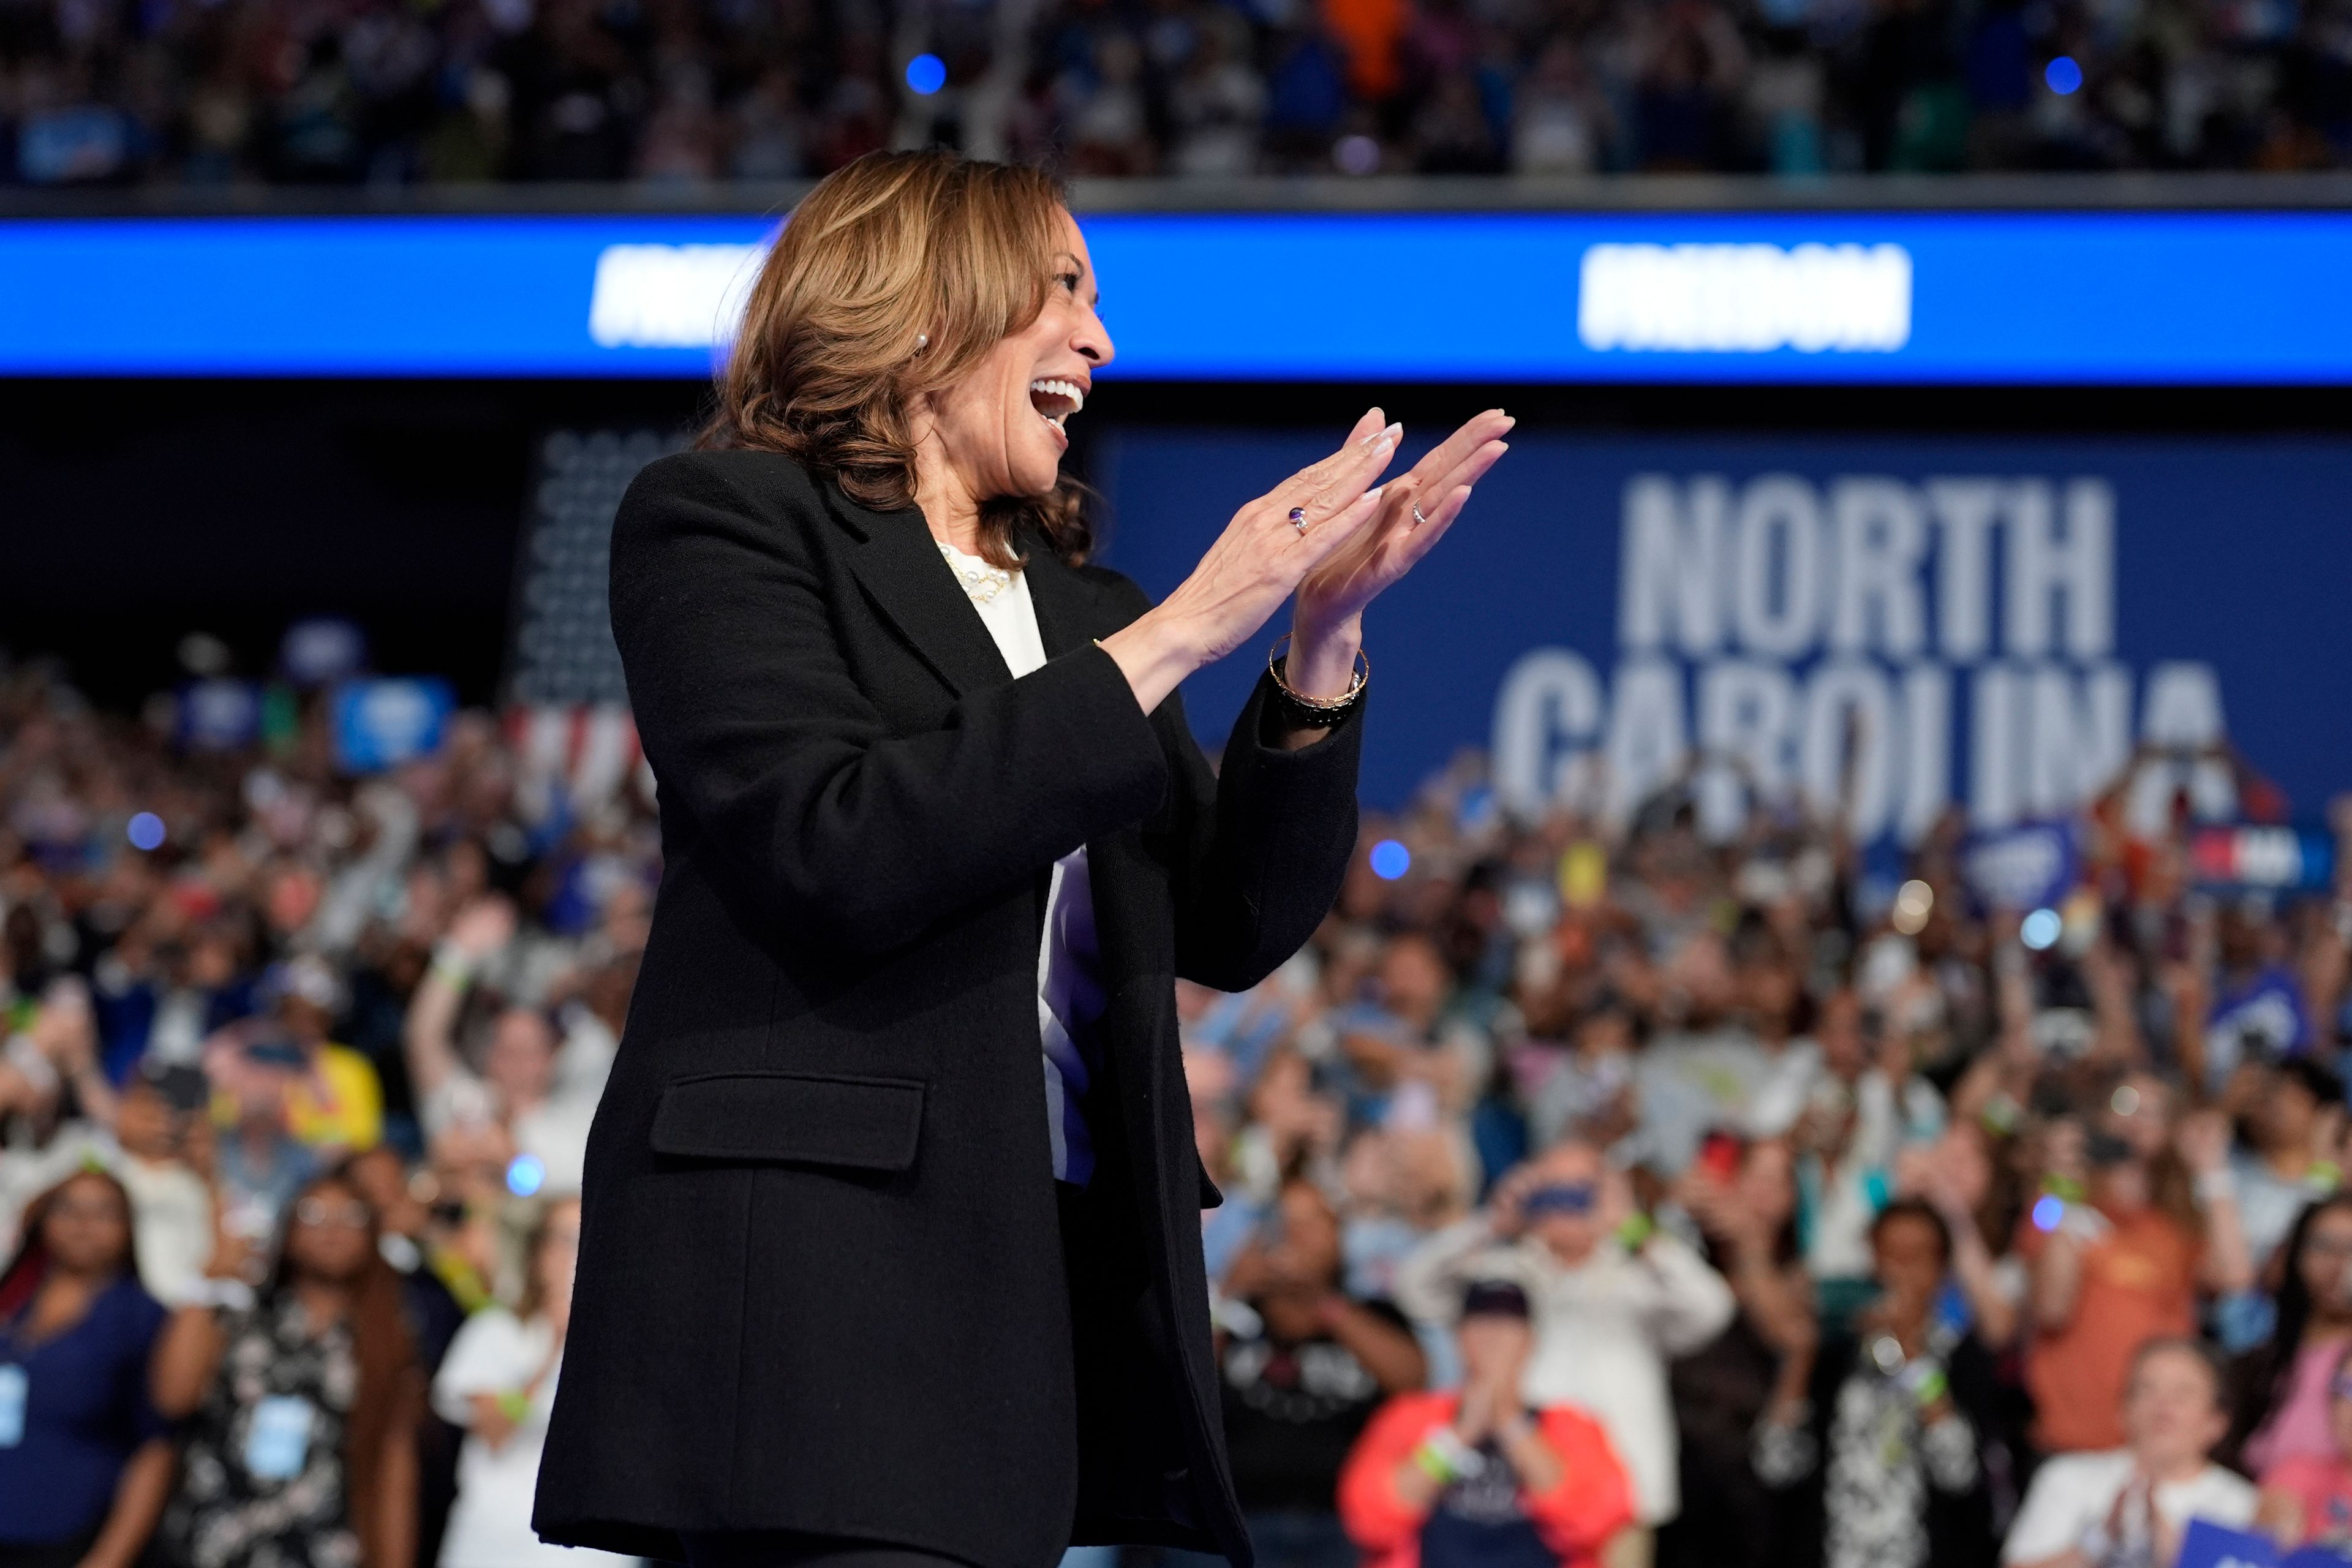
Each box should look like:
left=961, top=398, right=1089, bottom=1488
left=913, top=333, right=929, bottom=352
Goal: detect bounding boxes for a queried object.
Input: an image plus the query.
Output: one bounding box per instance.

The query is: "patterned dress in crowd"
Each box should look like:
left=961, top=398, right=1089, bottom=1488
left=166, top=1297, right=363, bottom=1568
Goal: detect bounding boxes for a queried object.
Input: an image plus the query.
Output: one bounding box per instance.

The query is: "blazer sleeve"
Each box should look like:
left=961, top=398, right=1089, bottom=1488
left=609, top=456, right=1171, bottom=957
left=1095, top=571, right=1360, bottom=993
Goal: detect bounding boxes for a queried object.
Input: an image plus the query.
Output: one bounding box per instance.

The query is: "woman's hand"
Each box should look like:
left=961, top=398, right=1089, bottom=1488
left=1284, top=408, right=1515, bottom=699
left=1097, top=413, right=1404, bottom=714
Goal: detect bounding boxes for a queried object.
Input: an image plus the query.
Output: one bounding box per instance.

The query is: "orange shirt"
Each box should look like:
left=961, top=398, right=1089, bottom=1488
left=1338, top=1390, right=1635, bottom=1568
left=2019, top=1205, right=2199, bottom=1453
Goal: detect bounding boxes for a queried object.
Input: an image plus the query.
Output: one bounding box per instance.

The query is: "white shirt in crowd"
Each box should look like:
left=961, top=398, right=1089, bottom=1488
left=939, top=540, right=1106, bottom=1186
left=1397, top=1215, right=1738, bottom=1525
left=2000, top=1450, right=2256, bottom=1565
left=431, top=1308, right=636, bottom=1568
left=420, top=1006, right=617, bottom=1196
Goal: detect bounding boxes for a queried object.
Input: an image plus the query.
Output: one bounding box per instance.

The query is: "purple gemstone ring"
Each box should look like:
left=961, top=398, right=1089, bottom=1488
left=1288, top=506, right=1308, bottom=535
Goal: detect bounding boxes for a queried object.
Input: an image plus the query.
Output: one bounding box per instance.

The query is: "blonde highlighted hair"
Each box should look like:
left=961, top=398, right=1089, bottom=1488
left=701, top=149, right=1090, bottom=568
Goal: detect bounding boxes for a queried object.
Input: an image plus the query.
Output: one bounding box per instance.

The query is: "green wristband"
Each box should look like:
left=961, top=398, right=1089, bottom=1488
left=495, top=1388, right=530, bottom=1423
left=1616, top=1212, right=1656, bottom=1251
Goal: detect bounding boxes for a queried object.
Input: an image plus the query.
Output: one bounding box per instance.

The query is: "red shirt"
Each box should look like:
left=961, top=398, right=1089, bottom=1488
left=1338, top=1391, right=1635, bottom=1568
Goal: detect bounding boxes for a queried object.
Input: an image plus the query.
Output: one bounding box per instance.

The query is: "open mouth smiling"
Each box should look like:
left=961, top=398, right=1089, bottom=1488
left=1029, top=377, right=1085, bottom=433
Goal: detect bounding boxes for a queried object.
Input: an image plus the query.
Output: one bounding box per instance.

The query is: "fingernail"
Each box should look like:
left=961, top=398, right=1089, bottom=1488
left=1364, top=484, right=1385, bottom=505
left=1356, top=423, right=1385, bottom=447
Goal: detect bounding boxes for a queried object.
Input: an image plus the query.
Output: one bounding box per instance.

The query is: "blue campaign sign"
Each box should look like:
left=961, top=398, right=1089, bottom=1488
left=2177, top=1519, right=2279, bottom=1568
left=1963, top=822, right=2079, bottom=912
left=331, top=677, right=455, bottom=773
left=3, top=210, right=2352, bottom=380
left=1094, top=429, right=2352, bottom=831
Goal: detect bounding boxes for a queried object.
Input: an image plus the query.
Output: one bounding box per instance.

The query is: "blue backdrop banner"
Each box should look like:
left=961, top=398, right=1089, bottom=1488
left=4, top=212, right=2352, bottom=380
left=1093, top=431, right=2352, bottom=839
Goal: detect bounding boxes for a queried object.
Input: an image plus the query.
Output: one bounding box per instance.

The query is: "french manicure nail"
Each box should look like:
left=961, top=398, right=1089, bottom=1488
left=1364, top=485, right=1385, bottom=505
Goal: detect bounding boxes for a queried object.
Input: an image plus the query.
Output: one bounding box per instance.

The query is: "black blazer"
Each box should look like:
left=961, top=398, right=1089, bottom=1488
left=533, top=450, right=1362, bottom=1568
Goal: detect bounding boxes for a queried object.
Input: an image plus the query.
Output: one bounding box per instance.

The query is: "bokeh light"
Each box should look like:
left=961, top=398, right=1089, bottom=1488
left=127, top=811, right=166, bottom=851
left=905, top=53, right=947, bottom=94
left=1369, top=839, right=1411, bottom=880
left=1891, top=878, right=1934, bottom=935
left=506, top=1153, right=547, bottom=1197
left=2021, top=907, right=2062, bottom=950
left=2046, top=55, right=2083, bottom=94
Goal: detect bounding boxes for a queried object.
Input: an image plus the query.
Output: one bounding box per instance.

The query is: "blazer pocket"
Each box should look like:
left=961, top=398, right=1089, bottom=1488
left=649, top=1071, right=925, bottom=1172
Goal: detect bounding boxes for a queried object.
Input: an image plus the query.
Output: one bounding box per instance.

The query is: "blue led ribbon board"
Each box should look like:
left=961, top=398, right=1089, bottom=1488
left=0, top=211, right=2347, bottom=382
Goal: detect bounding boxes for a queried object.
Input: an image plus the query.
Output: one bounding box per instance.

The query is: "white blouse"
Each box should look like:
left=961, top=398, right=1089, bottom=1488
left=938, top=540, right=1107, bottom=1185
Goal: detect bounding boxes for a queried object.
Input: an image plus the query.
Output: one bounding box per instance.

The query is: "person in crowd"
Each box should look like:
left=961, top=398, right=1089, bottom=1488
left=252, top=956, right=383, bottom=1154
left=0, top=1170, right=174, bottom=1568
left=345, top=1144, right=471, bottom=1568
left=1400, top=1137, right=1737, bottom=1564
left=403, top=896, right=599, bottom=1195
left=1216, top=1177, right=1431, bottom=1568
left=432, top=1194, right=628, bottom=1568
left=1661, top=1133, right=1812, bottom=1568
left=1321, top=933, right=1486, bottom=1130
left=1521, top=992, right=1640, bottom=1155
left=156, top=1164, right=424, bottom=1568
left=108, top=1059, right=219, bottom=1305
left=2002, top=1337, right=2256, bottom=1568
left=2230, top=1192, right=2352, bottom=1472
left=1338, top=1277, right=1635, bottom=1568
left=1788, top=990, right=1944, bottom=1328
left=1753, top=1199, right=2000, bottom=1568
left=2019, top=1088, right=2253, bottom=1455
left=2229, top=1060, right=2346, bottom=1272
left=2255, top=1338, right=2352, bottom=1550
left=202, top=1032, right=323, bottom=1243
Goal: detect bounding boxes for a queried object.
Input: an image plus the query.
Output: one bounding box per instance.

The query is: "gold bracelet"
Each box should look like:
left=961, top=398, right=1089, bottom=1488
left=1267, top=633, right=1368, bottom=715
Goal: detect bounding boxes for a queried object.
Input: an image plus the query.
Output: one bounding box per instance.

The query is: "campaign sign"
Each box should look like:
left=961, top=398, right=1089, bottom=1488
left=1963, top=821, right=2078, bottom=912
left=1096, top=432, right=2352, bottom=837
left=331, top=678, right=454, bottom=773
left=175, top=679, right=262, bottom=753
left=2177, top=1519, right=2280, bottom=1568
left=281, top=617, right=368, bottom=687
left=2191, top=826, right=2337, bottom=892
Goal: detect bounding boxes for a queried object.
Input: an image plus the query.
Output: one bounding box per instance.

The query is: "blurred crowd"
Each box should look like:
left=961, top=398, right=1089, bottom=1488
left=11, top=630, right=2352, bottom=1568
left=2, top=0, right=2351, bottom=186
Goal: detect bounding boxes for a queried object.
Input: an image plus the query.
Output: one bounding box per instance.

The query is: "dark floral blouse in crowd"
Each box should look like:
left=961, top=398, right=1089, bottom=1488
left=165, top=1297, right=361, bottom=1568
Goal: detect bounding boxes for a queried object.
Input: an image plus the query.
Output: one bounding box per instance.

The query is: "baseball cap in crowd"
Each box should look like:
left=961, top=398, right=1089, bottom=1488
left=135, top=1058, right=210, bottom=1114
left=261, top=954, right=345, bottom=1016
left=1460, top=1279, right=1531, bottom=1321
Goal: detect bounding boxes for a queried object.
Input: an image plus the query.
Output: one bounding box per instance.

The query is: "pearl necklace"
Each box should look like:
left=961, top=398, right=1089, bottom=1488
left=937, top=540, right=1014, bottom=605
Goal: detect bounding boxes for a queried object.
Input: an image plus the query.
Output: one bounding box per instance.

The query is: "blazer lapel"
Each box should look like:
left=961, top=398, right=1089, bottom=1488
left=826, top=484, right=1012, bottom=696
